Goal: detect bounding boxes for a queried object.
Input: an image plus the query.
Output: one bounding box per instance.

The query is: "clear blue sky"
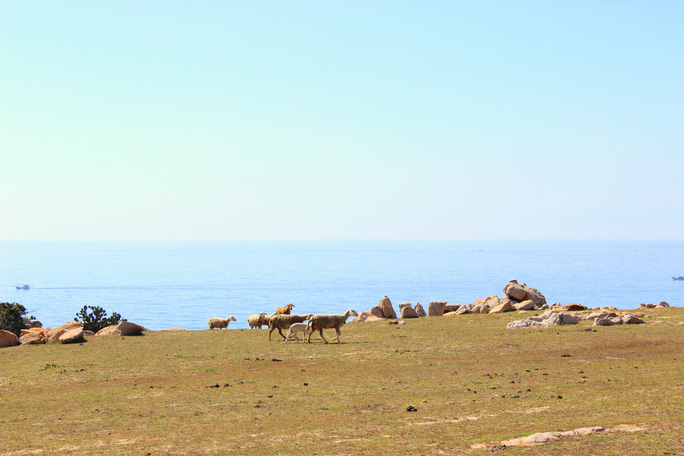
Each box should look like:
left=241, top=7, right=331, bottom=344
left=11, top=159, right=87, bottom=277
left=1, top=1, right=682, bottom=240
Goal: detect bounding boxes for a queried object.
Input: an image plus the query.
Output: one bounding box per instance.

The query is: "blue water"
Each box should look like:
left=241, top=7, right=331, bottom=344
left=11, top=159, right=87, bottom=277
left=1, top=241, right=682, bottom=330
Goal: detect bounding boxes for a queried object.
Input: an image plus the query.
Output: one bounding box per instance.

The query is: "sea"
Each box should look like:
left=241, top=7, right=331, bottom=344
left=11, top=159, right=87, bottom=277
left=1, top=240, right=682, bottom=330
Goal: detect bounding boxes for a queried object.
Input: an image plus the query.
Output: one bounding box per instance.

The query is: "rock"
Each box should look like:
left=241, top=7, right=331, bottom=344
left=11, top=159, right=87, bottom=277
left=502, top=426, right=605, bottom=447
left=504, top=280, right=547, bottom=307
left=0, top=329, right=20, bottom=348
left=28, top=320, right=43, bottom=328
left=594, top=316, right=622, bottom=326
left=622, top=314, right=645, bottom=324
left=468, top=296, right=509, bottom=314
left=398, top=302, right=412, bottom=312
left=414, top=303, right=427, bottom=317
left=20, top=328, right=48, bottom=344
left=639, top=303, right=655, bottom=309
left=656, top=302, right=670, bottom=308
left=507, top=319, right=547, bottom=329
left=489, top=300, right=515, bottom=313
left=116, top=321, right=145, bottom=336
left=365, top=315, right=383, bottom=322
left=96, top=325, right=122, bottom=336
left=560, top=313, right=580, bottom=325
left=400, top=306, right=419, bottom=319
left=47, top=322, right=83, bottom=344
left=514, top=300, right=536, bottom=311
left=83, top=330, right=96, bottom=336
left=379, top=296, right=397, bottom=319
left=543, top=312, right=563, bottom=326
left=59, top=327, right=85, bottom=344
left=351, top=310, right=372, bottom=323
left=427, top=301, right=447, bottom=316
left=503, top=280, right=527, bottom=301
left=96, top=321, right=145, bottom=336
left=552, top=303, right=588, bottom=312
left=370, top=306, right=384, bottom=319
left=444, top=304, right=462, bottom=313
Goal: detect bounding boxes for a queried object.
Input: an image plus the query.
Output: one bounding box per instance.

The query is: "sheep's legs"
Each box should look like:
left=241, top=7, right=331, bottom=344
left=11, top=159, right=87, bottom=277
left=334, top=327, right=342, bottom=343
left=318, top=329, right=329, bottom=344
left=278, top=328, right=287, bottom=340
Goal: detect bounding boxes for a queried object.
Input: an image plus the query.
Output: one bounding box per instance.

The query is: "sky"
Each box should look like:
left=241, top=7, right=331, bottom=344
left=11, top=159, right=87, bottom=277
left=1, top=1, right=682, bottom=240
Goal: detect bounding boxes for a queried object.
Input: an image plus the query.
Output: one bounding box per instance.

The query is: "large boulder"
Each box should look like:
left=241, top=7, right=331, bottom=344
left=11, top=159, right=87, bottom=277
left=400, top=306, right=419, bottom=319
left=507, top=319, right=547, bottom=329
left=444, top=304, right=461, bottom=313
left=639, top=303, right=655, bottom=309
left=656, top=302, right=670, bottom=308
left=552, top=303, right=588, bottom=312
left=467, top=296, right=509, bottom=314
left=414, top=303, right=427, bottom=317
left=514, top=300, right=536, bottom=311
left=427, top=301, right=447, bottom=316
left=379, top=296, right=397, bottom=319
left=59, top=327, right=85, bottom=344
left=47, top=322, right=83, bottom=344
left=622, top=314, right=645, bottom=324
left=96, top=321, right=145, bottom=336
left=20, top=328, right=48, bottom=344
left=398, top=302, right=412, bottom=312
left=489, top=300, right=515, bottom=314
left=370, top=306, right=384, bottom=319
left=350, top=311, right=371, bottom=323
left=594, top=316, right=623, bottom=326
left=503, top=280, right=546, bottom=307
left=0, top=329, right=20, bottom=348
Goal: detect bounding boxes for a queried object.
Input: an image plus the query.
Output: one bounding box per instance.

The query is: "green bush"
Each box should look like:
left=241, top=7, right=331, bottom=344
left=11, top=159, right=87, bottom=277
left=0, top=302, right=29, bottom=337
left=74, top=305, right=125, bottom=333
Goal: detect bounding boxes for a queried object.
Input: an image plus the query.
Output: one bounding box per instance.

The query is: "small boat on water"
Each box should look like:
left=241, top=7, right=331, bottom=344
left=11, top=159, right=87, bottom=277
left=673, top=275, right=684, bottom=281
left=15, top=284, right=30, bottom=290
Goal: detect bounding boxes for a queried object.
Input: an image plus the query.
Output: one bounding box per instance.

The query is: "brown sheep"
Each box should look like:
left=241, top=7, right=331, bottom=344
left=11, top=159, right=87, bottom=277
left=275, top=303, right=295, bottom=315
left=268, top=313, right=312, bottom=341
left=307, top=309, right=358, bottom=344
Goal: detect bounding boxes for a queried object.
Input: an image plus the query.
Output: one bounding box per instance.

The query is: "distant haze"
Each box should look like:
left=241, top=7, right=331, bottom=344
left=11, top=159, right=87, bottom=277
left=1, top=1, right=682, bottom=240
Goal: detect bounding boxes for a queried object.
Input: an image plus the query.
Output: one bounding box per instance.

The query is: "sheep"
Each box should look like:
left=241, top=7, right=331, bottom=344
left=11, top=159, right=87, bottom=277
left=268, top=313, right=312, bottom=341
left=285, top=321, right=312, bottom=343
left=247, top=312, right=270, bottom=329
left=307, top=309, right=358, bottom=344
left=208, top=316, right=236, bottom=329
left=275, top=303, right=295, bottom=314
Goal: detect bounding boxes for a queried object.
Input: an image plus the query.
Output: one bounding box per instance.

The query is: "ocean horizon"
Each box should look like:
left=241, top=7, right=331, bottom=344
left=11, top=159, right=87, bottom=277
left=2, top=240, right=682, bottom=330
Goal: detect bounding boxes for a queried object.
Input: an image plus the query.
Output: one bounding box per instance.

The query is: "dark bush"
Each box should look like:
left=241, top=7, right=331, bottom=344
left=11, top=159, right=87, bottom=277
left=0, top=302, right=29, bottom=337
left=74, top=305, right=125, bottom=333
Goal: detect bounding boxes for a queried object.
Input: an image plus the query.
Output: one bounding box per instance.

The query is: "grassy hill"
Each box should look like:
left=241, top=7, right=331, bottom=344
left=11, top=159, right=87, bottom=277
left=1, top=308, right=683, bottom=455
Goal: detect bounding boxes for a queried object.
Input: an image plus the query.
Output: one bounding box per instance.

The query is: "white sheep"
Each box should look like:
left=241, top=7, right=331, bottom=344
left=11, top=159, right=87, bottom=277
left=247, top=312, right=270, bottom=329
left=268, top=314, right=313, bottom=341
left=307, top=309, right=358, bottom=344
left=208, top=316, right=236, bottom=329
left=284, top=321, right=312, bottom=343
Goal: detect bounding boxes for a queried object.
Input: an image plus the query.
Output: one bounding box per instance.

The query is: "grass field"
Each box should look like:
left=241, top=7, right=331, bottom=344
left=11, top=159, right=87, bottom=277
left=1, top=308, right=683, bottom=455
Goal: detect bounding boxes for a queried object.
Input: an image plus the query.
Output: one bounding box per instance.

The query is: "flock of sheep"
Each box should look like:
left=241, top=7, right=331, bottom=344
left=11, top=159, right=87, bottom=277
left=208, top=303, right=358, bottom=344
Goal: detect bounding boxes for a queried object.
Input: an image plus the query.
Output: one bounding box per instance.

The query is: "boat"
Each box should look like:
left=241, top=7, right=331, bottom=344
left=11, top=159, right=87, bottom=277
left=673, top=275, right=684, bottom=281
left=15, top=284, right=30, bottom=290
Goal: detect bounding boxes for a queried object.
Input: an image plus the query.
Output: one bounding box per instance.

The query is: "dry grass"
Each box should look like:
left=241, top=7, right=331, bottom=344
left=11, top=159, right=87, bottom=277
left=1, top=308, right=683, bottom=455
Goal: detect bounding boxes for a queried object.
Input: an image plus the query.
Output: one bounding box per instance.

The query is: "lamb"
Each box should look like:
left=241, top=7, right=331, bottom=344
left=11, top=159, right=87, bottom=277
left=285, top=321, right=312, bottom=343
left=268, top=313, right=312, bottom=341
left=307, top=309, right=358, bottom=344
left=275, top=303, right=295, bottom=314
left=208, top=316, right=236, bottom=329
left=247, top=312, right=270, bottom=329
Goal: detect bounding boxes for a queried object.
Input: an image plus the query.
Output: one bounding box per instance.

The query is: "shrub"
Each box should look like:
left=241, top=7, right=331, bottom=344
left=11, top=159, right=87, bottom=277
left=0, top=302, right=29, bottom=337
left=74, top=305, right=125, bottom=333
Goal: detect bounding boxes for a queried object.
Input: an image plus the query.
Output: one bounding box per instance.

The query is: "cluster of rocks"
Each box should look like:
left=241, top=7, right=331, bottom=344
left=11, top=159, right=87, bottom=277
left=351, top=280, right=549, bottom=323
left=508, top=308, right=647, bottom=329
left=507, top=310, right=581, bottom=328
left=639, top=302, right=670, bottom=309
left=0, top=320, right=146, bottom=349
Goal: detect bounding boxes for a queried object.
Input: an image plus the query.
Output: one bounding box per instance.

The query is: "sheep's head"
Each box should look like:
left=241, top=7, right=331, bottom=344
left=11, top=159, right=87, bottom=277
left=259, top=312, right=267, bottom=316
left=229, top=316, right=236, bottom=322
left=346, top=309, right=358, bottom=317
